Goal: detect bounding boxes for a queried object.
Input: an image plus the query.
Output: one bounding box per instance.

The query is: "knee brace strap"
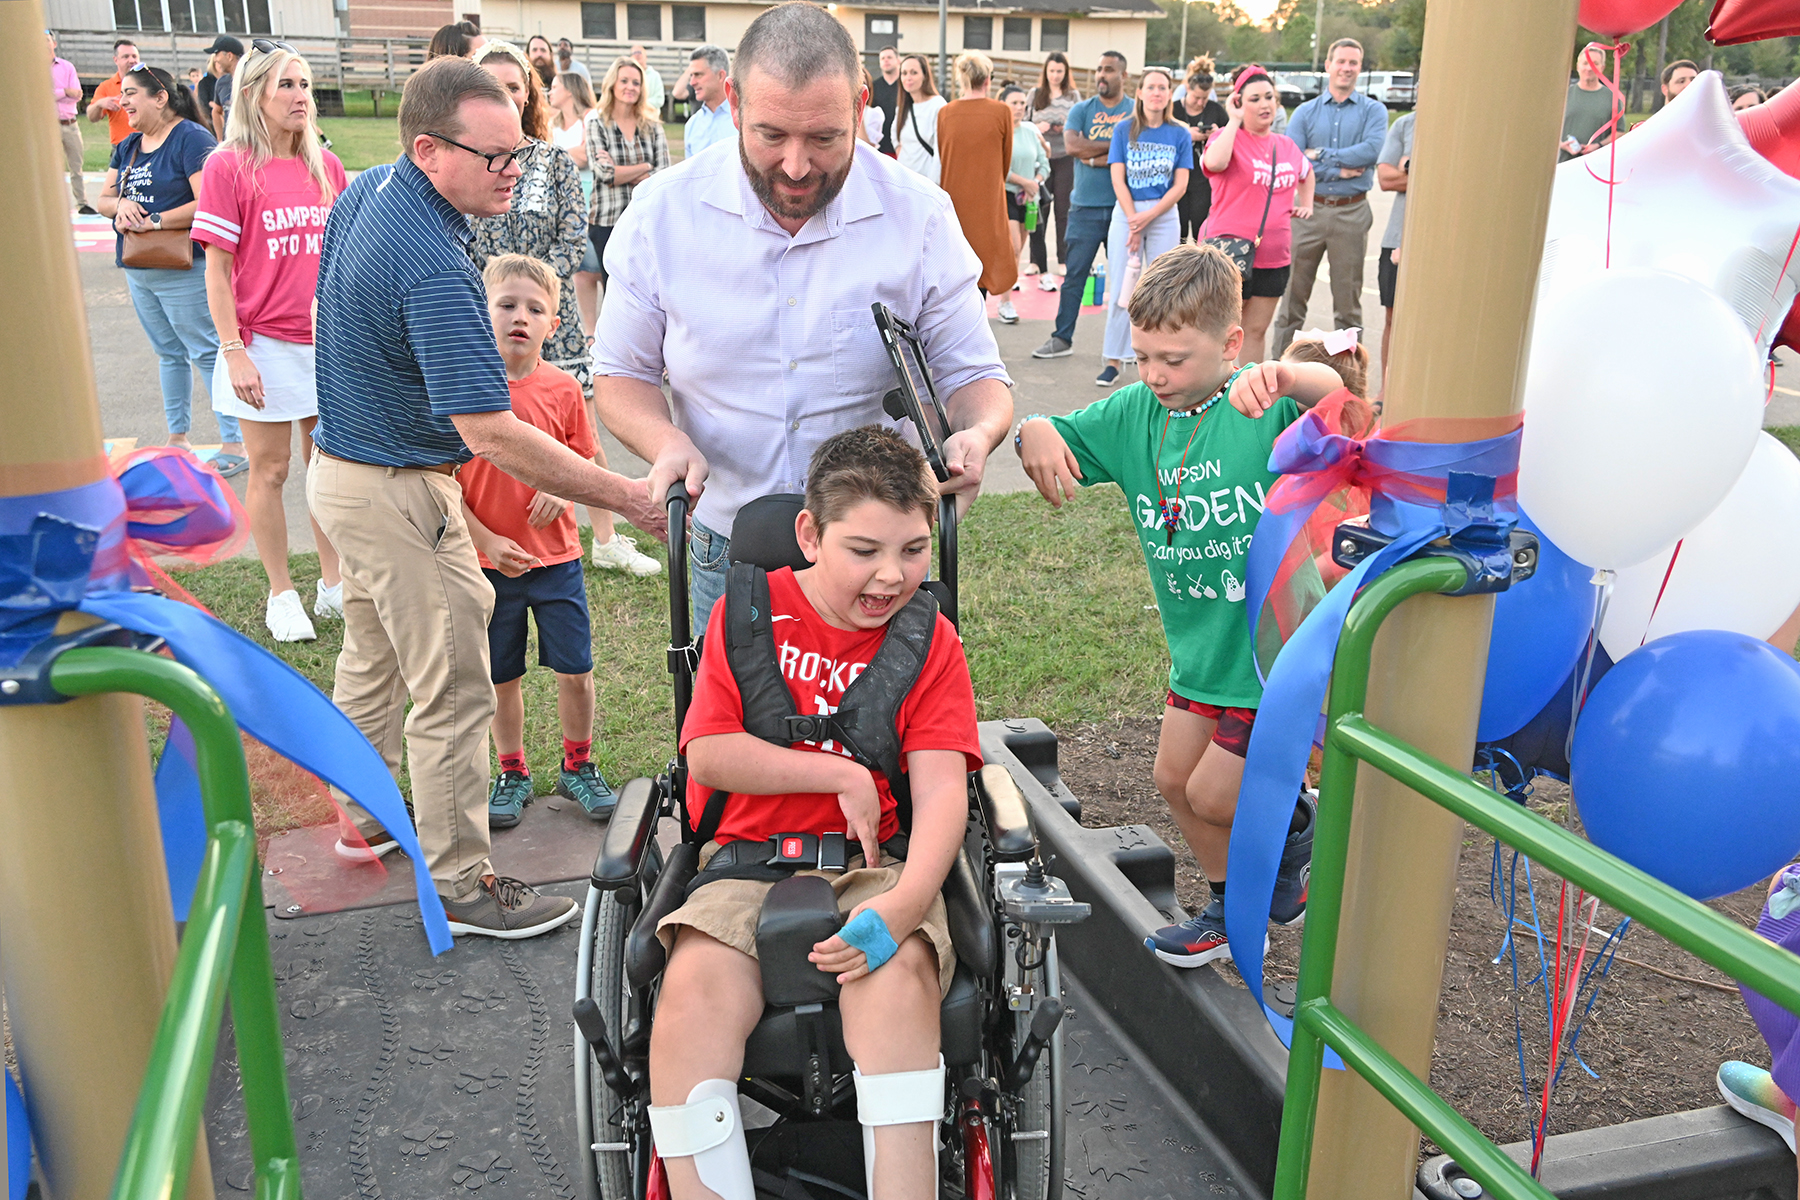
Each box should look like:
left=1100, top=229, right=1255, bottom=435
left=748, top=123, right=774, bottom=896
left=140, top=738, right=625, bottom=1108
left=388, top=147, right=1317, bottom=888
left=647, top=1079, right=754, bottom=1200
left=853, top=1055, right=947, bottom=1126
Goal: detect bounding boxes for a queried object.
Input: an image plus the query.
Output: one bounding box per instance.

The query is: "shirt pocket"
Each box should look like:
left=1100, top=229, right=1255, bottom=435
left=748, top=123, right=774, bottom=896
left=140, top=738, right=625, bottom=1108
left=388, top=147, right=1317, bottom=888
left=830, top=306, right=894, bottom=398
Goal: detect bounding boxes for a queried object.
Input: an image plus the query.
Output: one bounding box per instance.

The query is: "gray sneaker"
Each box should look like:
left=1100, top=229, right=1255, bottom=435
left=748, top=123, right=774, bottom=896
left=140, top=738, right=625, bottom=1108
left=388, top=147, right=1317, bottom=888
left=443, top=876, right=579, bottom=939
left=1031, top=336, right=1073, bottom=359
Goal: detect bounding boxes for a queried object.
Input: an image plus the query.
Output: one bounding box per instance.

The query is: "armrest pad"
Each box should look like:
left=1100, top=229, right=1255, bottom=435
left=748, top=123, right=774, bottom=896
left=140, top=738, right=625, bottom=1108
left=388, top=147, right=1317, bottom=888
left=591, top=776, right=661, bottom=891
left=973, top=765, right=1037, bottom=862
left=756, top=875, right=843, bottom=1007
left=626, top=841, right=700, bottom=991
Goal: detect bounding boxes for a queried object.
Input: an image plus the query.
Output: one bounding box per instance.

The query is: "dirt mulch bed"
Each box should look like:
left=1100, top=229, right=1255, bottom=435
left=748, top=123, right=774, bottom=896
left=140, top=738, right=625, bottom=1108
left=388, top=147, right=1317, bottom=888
left=1054, top=715, right=1771, bottom=1151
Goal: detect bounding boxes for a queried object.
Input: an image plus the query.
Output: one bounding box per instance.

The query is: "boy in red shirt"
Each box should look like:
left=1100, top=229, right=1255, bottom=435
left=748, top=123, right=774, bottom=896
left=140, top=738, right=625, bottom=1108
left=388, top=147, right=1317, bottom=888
left=648, top=427, right=981, bottom=1200
left=462, top=255, right=622, bottom=828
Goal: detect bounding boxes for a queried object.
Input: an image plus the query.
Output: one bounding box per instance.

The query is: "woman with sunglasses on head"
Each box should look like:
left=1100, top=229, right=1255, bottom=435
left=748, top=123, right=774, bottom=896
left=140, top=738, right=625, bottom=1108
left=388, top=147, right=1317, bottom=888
left=193, top=42, right=347, bottom=642
left=96, top=65, right=248, bottom=478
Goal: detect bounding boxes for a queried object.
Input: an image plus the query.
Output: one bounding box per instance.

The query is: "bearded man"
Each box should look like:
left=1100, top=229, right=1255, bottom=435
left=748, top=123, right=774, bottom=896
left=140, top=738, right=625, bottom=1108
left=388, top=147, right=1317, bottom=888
left=591, top=0, right=1013, bottom=627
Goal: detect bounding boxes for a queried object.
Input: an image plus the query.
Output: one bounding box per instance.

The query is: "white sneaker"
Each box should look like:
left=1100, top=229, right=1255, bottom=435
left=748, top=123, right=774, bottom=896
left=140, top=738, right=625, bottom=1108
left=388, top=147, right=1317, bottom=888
left=591, top=532, right=661, bottom=576
left=997, top=298, right=1019, bottom=324
left=1038, top=275, right=1060, bottom=292
left=265, top=590, right=317, bottom=642
left=314, top=578, right=343, bottom=618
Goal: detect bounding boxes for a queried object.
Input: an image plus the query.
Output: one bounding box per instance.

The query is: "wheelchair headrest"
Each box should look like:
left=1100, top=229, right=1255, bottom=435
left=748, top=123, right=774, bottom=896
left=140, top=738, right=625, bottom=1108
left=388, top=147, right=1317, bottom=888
left=731, top=494, right=812, bottom=574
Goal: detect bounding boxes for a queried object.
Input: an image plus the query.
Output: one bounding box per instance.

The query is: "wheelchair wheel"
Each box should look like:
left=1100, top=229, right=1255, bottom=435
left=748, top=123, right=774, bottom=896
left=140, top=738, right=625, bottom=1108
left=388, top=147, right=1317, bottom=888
left=1005, top=936, right=1063, bottom=1200
left=575, top=850, right=659, bottom=1200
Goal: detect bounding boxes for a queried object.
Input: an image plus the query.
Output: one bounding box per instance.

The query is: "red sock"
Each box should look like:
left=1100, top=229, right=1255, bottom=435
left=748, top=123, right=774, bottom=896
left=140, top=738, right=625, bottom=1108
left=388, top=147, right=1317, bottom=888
left=498, top=751, right=528, bottom=776
left=563, top=737, right=592, bottom=771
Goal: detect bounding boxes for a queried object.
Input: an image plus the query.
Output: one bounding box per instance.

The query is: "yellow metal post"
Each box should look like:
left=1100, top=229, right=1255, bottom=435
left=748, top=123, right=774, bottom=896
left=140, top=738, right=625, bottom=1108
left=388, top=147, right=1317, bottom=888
left=0, top=3, right=213, bottom=1196
left=1301, top=2, right=1580, bottom=1195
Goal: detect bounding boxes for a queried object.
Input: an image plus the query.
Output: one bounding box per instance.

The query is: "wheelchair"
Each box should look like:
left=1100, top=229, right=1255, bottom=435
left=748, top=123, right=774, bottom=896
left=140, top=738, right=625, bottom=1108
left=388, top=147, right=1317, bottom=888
left=572, top=483, right=1088, bottom=1200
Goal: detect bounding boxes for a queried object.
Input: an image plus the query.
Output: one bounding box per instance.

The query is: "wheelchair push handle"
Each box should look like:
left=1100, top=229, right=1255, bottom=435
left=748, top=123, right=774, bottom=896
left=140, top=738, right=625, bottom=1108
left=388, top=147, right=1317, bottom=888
left=573, top=996, right=634, bottom=1097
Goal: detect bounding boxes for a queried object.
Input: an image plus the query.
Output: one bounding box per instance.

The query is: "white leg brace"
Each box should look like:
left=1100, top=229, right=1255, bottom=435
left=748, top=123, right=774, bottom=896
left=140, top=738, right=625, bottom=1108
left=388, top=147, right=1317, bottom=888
left=647, top=1078, right=754, bottom=1200
left=853, top=1055, right=946, bottom=1200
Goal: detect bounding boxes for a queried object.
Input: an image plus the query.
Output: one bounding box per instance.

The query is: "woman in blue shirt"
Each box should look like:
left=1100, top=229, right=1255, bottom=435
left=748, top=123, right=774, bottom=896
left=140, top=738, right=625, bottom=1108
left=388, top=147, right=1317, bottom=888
left=1098, top=66, right=1191, bottom=387
left=96, top=66, right=245, bottom=474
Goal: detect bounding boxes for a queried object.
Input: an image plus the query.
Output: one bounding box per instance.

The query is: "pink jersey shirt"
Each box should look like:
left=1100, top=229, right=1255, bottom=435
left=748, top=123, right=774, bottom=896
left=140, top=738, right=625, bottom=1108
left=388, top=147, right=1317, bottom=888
left=1199, top=129, right=1311, bottom=270
left=192, top=148, right=348, bottom=345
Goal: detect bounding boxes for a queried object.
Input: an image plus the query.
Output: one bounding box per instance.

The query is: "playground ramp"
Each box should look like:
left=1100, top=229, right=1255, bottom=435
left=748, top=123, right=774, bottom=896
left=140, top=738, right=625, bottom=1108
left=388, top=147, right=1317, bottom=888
left=196, top=720, right=1797, bottom=1200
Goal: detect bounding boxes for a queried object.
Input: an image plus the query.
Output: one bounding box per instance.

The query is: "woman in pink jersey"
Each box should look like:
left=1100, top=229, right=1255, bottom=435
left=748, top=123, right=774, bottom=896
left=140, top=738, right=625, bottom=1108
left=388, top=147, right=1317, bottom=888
left=194, top=43, right=346, bottom=643
left=1198, top=64, right=1314, bottom=365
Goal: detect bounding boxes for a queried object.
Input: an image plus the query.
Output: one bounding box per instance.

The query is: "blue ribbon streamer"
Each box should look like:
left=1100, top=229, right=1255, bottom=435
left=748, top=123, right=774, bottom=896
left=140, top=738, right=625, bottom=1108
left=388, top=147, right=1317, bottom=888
left=1228, top=424, right=1523, bottom=1056
left=0, top=473, right=452, bottom=954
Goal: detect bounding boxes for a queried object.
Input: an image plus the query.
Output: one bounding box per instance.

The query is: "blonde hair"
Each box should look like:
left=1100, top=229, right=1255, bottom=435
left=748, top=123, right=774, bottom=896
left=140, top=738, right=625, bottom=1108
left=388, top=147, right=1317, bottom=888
left=1127, top=243, right=1242, bottom=337
left=219, top=47, right=337, bottom=204
left=475, top=40, right=550, bottom=140
left=482, top=253, right=561, bottom=305
left=598, top=56, right=658, bottom=126
left=954, top=51, right=992, bottom=94
left=1282, top=337, right=1377, bottom=435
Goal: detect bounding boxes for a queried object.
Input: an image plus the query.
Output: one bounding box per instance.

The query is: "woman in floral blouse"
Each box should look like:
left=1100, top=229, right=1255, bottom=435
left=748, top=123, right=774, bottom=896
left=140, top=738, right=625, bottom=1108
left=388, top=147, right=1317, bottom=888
left=585, top=56, right=670, bottom=283
left=469, top=42, right=592, bottom=390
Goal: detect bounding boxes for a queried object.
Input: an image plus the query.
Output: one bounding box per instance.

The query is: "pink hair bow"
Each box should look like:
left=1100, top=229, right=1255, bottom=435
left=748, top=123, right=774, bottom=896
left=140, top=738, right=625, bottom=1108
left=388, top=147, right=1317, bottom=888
left=1292, top=327, right=1360, bottom=356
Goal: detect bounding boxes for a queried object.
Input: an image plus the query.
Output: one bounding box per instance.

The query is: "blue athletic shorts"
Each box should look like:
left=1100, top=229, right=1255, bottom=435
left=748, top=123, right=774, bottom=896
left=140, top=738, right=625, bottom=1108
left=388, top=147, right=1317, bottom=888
left=484, top=558, right=594, bottom=683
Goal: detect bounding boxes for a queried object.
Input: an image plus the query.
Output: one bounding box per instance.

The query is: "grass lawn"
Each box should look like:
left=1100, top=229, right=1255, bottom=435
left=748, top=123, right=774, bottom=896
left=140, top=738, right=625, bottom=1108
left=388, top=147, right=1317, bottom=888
left=1772, top=426, right=1800, bottom=457
left=177, top=486, right=1167, bottom=816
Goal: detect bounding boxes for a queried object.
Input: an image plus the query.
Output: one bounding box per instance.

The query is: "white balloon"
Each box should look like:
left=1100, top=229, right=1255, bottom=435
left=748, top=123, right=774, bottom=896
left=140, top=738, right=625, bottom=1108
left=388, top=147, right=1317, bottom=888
left=1537, top=72, right=1800, bottom=360
left=1599, top=433, right=1800, bottom=659
left=1518, top=269, right=1764, bottom=570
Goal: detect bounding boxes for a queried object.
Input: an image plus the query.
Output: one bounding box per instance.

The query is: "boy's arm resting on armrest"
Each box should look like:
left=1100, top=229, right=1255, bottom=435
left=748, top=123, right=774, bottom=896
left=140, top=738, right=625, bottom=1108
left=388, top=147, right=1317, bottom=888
left=1015, top=417, right=1085, bottom=509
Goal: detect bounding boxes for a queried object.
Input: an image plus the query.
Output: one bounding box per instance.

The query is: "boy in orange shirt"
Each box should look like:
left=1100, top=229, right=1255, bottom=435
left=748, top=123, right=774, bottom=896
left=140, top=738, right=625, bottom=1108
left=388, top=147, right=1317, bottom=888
left=463, top=255, right=620, bottom=828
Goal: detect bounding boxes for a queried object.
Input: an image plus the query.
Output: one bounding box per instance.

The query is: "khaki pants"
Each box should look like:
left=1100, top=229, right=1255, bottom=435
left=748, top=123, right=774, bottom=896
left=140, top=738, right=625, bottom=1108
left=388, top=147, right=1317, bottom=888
left=1270, top=194, right=1374, bottom=359
left=60, top=121, right=86, bottom=207
left=306, top=453, right=498, bottom=899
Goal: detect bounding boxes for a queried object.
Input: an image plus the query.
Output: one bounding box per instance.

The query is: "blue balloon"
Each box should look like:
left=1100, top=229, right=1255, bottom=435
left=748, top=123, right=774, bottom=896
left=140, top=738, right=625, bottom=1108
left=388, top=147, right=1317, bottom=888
left=1571, top=630, right=1800, bottom=900
left=1477, top=509, right=1595, bottom=742
left=5, top=1069, right=28, bottom=1200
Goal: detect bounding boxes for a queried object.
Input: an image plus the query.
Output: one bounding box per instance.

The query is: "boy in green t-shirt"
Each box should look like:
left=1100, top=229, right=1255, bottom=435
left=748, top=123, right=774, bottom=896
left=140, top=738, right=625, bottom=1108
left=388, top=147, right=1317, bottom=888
left=1014, top=243, right=1344, bottom=967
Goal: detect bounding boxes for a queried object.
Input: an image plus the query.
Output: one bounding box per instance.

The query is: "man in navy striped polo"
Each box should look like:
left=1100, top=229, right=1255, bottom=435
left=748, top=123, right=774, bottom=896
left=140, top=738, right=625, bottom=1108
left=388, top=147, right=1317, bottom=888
left=309, top=56, right=665, bottom=940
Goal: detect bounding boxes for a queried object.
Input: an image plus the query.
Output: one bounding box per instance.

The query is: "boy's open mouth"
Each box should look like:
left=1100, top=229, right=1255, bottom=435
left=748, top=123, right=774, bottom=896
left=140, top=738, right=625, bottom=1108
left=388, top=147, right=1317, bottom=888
left=857, top=592, right=896, bottom=617
left=507, top=329, right=532, bottom=342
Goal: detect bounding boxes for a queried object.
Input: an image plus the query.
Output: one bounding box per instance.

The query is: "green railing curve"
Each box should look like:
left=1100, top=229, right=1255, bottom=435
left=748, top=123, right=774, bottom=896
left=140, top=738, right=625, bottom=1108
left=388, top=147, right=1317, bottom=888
left=46, top=646, right=300, bottom=1200
left=1273, top=556, right=1800, bottom=1200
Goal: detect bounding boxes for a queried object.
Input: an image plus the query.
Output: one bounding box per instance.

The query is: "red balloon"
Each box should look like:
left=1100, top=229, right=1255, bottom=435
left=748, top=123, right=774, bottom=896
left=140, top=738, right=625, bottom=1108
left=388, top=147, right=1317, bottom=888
left=1741, top=81, right=1800, bottom=180
left=1579, top=0, right=1682, bottom=37
left=1709, top=0, right=1800, bottom=45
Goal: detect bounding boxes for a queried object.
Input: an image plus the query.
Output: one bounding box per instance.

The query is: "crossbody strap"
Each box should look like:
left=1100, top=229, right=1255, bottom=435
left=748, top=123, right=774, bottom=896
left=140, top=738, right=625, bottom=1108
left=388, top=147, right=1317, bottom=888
left=909, top=103, right=935, bottom=156
left=1253, top=143, right=1280, bottom=248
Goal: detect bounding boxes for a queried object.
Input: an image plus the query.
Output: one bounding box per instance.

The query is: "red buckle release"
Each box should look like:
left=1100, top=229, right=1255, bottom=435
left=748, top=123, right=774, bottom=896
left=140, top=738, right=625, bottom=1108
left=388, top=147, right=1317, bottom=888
left=781, top=836, right=805, bottom=860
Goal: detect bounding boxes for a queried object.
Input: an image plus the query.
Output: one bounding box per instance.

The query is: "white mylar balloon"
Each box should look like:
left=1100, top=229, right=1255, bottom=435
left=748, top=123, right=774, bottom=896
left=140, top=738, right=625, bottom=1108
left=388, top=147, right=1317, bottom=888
left=1599, top=432, right=1800, bottom=659
left=1518, top=269, right=1764, bottom=570
left=1536, top=72, right=1800, bottom=360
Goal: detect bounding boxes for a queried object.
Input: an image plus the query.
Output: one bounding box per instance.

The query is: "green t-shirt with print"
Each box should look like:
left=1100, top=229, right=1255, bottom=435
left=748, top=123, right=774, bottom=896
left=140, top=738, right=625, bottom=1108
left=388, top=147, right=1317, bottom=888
left=1050, top=380, right=1302, bottom=709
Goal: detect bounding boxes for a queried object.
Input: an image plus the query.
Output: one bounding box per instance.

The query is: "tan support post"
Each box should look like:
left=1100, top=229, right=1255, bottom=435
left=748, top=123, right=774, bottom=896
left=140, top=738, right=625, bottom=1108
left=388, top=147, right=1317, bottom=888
left=0, top=2, right=213, bottom=1196
left=1301, top=1, right=1581, bottom=1195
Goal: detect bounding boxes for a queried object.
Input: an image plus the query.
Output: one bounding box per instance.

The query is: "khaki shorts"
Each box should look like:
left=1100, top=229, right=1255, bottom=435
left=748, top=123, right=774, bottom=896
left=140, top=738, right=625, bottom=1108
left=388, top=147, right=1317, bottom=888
left=657, top=844, right=958, bottom=997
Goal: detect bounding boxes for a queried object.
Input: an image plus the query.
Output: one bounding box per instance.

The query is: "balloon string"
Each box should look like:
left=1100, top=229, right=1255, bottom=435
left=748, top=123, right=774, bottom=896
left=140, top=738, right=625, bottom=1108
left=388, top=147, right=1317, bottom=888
left=1578, top=42, right=1630, bottom=269
left=1565, top=570, right=1616, bottom=766
left=1638, top=539, right=1684, bottom=647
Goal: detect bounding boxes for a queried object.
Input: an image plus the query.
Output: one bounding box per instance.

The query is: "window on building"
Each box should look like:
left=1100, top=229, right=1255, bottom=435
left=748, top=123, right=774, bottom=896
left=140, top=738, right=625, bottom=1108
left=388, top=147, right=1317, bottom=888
left=962, top=15, right=992, bottom=50
left=1003, top=17, right=1032, bottom=51
left=114, top=0, right=165, bottom=30
left=582, top=2, right=617, bottom=39
left=1040, top=18, right=1068, bottom=51
left=627, top=3, right=661, bottom=40
left=672, top=4, right=705, bottom=40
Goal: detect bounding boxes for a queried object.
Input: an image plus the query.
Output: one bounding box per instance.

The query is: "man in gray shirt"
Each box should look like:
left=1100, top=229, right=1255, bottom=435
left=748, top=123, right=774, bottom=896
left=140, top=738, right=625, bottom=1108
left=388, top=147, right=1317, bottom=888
left=1375, top=108, right=1414, bottom=399
left=1560, top=43, right=1623, bottom=161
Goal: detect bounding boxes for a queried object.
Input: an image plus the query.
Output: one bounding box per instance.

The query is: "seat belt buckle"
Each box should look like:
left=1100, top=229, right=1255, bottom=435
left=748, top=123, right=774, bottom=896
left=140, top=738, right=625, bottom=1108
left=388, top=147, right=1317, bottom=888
left=817, top=832, right=848, bottom=872
left=768, top=833, right=820, bottom=868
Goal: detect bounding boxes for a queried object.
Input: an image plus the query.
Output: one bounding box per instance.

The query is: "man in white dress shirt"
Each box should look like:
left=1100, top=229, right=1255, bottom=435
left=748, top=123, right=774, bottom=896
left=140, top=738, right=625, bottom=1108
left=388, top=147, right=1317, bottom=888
left=594, top=0, right=1013, bottom=625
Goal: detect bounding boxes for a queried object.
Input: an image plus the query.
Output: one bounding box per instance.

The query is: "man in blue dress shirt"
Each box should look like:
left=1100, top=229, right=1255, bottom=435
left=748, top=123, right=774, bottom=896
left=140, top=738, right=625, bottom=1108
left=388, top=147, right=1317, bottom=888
left=310, top=56, right=664, bottom=940
left=1269, top=38, right=1388, bottom=359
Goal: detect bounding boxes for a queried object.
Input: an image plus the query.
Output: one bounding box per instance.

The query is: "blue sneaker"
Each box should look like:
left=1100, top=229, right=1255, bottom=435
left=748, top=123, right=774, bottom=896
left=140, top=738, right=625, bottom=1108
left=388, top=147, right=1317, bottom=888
left=488, top=769, right=533, bottom=829
left=1095, top=364, right=1121, bottom=387
left=557, top=761, right=618, bottom=819
left=1269, top=791, right=1316, bottom=927
left=1145, top=899, right=1267, bottom=969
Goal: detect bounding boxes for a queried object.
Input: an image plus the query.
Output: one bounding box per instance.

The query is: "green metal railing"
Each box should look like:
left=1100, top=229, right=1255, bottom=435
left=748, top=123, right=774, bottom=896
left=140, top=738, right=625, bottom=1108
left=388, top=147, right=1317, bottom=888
left=47, top=647, right=300, bottom=1200
left=1273, top=557, right=1800, bottom=1200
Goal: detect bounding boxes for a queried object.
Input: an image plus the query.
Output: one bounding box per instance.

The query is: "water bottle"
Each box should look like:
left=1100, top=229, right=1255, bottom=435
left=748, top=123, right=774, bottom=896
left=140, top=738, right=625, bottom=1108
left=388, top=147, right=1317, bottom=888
left=1024, top=198, right=1039, bottom=233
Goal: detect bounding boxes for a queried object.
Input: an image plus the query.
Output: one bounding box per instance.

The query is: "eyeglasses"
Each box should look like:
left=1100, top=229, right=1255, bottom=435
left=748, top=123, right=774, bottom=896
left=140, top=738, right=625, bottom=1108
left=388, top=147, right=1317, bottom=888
left=425, top=132, right=538, bottom=173
left=251, top=38, right=297, bottom=55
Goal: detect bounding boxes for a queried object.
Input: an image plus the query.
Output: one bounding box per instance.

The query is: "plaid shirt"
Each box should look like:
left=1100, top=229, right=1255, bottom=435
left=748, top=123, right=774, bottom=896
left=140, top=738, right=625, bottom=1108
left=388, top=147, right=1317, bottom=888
left=585, top=112, right=671, bottom=227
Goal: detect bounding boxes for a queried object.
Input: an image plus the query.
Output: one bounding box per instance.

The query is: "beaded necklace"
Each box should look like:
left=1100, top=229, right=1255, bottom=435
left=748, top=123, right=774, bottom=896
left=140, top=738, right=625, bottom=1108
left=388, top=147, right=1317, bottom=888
left=1152, top=370, right=1241, bottom=546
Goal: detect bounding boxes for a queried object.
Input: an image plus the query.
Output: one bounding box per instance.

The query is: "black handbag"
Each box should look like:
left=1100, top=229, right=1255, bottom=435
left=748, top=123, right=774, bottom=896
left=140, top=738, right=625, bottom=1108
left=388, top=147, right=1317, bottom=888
left=1203, top=142, right=1280, bottom=279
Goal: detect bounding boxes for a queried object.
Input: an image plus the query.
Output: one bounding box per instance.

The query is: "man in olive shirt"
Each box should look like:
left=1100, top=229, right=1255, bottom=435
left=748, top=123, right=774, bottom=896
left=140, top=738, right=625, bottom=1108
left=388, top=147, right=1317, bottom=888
left=1560, top=43, right=1623, bottom=161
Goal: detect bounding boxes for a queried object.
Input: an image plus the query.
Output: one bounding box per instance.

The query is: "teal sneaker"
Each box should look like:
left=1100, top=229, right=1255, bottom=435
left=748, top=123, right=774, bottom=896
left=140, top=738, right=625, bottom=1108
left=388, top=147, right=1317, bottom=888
left=1718, top=1061, right=1797, bottom=1152
left=488, top=769, right=533, bottom=829
left=557, top=761, right=618, bottom=818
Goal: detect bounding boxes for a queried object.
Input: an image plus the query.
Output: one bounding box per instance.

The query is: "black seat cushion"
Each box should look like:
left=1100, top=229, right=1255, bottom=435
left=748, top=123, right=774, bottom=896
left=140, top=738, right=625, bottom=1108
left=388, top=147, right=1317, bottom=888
left=741, top=961, right=984, bottom=1076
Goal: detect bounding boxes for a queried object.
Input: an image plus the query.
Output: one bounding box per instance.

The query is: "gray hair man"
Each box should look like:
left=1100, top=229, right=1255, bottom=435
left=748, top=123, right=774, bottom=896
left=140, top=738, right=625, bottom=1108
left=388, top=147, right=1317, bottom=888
left=593, top=0, right=1012, bottom=630
left=682, top=44, right=734, bottom=158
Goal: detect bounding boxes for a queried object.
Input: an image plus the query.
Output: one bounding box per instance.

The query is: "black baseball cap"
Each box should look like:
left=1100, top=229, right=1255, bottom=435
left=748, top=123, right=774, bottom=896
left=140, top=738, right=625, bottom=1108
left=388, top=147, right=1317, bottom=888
left=206, top=35, right=245, bottom=55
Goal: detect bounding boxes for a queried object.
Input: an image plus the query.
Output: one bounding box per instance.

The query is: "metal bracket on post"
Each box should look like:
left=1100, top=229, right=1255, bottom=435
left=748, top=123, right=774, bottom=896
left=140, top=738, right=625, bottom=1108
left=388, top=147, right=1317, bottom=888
left=0, top=623, right=162, bottom=707
left=1331, top=524, right=1538, bottom=597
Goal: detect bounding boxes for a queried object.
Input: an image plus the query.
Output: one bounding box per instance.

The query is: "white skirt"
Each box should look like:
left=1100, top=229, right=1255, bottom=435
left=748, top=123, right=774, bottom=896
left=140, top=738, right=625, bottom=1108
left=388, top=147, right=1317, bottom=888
left=212, top=335, right=319, bottom=422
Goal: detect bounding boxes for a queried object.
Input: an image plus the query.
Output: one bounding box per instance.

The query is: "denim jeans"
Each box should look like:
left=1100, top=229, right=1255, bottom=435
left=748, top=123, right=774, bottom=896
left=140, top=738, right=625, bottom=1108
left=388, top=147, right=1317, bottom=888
left=689, top=516, right=731, bottom=632
left=1053, top=203, right=1114, bottom=346
left=124, top=265, right=241, bottom=443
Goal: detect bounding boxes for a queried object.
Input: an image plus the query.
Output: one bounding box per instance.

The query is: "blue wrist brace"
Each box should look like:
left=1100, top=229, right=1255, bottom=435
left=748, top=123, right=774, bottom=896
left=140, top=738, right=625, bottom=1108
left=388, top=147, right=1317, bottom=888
left=839, top=908, right=900, bottom=973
